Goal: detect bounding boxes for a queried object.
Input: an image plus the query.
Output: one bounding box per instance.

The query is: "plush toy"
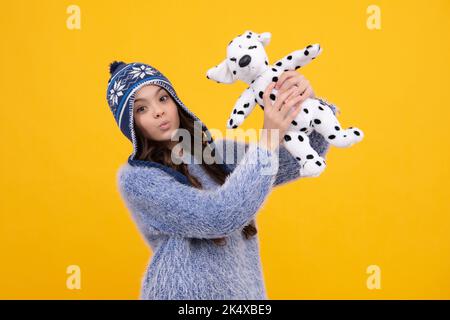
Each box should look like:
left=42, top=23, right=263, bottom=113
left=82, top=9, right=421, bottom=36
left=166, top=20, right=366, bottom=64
left=206, top=30, right=364, bottom=177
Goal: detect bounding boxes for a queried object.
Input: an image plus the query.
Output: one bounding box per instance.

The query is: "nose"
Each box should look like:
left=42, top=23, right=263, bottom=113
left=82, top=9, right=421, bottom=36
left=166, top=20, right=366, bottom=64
left=153, top=107, right=165, bottom=118
left=239, top=54, right=251, bottom=67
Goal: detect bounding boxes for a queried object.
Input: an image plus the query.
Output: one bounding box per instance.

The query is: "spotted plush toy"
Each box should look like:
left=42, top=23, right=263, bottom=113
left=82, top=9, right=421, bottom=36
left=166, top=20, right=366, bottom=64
left=206, top=30, right=364, bottom=177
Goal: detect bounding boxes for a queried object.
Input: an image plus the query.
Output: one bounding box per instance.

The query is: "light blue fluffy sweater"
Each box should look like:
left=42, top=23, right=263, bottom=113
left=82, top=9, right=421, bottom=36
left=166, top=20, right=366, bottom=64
left=117, top=109, right=337, bottom=300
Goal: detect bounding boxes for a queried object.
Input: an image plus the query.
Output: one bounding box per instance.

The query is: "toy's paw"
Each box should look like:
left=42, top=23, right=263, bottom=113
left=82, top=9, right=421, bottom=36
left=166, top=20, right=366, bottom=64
left=327, top=126, right=364, bottom=147
left=299, top=155, right=326, bottom=177
left=307, top=43, right=322, bottom=57
left=226, top=115, right=245, bottom=129
left=349, top=127, right=364, bottom=143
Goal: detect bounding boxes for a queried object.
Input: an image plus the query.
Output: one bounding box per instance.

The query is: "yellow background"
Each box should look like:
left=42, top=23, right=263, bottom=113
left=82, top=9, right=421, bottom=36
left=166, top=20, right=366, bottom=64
left=1, top=0, right=449, bottom=299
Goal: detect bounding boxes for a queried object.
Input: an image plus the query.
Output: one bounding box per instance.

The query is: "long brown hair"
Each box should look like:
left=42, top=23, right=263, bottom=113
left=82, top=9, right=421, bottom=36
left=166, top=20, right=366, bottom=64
left=133, top=101, right=257, bottom=246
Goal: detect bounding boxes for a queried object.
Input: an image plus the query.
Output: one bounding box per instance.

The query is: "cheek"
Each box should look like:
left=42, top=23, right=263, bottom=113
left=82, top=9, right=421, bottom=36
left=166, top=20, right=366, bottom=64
left=134, top=115, right=159, bottom=138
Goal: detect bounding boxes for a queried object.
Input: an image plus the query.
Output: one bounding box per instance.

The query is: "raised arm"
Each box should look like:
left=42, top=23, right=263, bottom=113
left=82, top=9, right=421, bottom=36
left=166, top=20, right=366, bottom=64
left=216, top=99, right=339, bottom=186
left=117, top=143, right=279, bottom=239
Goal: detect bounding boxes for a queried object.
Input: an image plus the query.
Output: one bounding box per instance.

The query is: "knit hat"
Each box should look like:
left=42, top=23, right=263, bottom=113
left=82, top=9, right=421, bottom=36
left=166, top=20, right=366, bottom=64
left=106, top=61, right=230, bottom=173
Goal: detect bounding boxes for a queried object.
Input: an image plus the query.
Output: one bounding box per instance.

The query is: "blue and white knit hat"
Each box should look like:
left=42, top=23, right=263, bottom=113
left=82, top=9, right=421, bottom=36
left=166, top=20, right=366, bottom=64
left=106, top=61, right=220, bottom=164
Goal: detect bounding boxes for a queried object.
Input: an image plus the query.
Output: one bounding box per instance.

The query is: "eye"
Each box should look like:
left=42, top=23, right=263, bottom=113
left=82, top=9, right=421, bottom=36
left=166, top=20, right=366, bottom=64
left=136, top=106, right=145, bottom=113
left=160, top=95, right=168, bottom=102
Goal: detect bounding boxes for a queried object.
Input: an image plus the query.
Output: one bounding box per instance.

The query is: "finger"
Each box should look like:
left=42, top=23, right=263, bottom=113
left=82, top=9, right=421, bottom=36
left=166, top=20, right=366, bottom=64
left=287, top=89, right=312, bottom=110
left=293, top=86, right=313, bottom=106
left=286, top=104, right=303, bottom=125
left=277, top=76, right=295, bottom=94
left=273, top=87, right=297, bottom=111
left=285, top=84, right=301, bottom=101
left=286, top=82, right=308, bottom=101
left=263, top=82, right=276, bottom=111
left=300, top=86, right=314, bottom=100
left=278, top=73, right=305, bottom=92
left=278, top=89, right=302, bottom=117
left=280, top=93, right=304, bottom=118
left=275, top=71, right=298, bottom=90
left=283, top=96, right=304, bottom=122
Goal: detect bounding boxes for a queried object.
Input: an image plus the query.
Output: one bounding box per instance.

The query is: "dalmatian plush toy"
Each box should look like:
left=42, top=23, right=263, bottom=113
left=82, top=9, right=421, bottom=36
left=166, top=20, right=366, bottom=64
left=206, top=30, right=364, bottom=177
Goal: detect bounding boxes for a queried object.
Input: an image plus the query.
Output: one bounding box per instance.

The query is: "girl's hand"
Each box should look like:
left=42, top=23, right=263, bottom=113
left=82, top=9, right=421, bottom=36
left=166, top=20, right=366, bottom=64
left=259, top=81, right=304, bottom=152
left=274, top=70, right=316, bottom=104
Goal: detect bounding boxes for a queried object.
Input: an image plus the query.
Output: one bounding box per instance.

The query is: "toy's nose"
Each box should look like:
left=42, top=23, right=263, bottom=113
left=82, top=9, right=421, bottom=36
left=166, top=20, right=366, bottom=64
left=239, top=55, right=251, bottom=67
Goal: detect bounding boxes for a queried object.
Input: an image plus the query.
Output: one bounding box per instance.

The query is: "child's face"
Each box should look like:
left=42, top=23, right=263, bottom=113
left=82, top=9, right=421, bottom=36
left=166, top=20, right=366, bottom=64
left=133, top=85, right=180, bottom=145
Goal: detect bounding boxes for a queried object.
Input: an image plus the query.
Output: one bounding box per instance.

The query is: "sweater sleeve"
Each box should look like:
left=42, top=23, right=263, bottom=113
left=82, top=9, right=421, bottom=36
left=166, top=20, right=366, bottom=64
left=216, top=99, right=339, bottom=186
left=117, top=143, right=279, bottom=239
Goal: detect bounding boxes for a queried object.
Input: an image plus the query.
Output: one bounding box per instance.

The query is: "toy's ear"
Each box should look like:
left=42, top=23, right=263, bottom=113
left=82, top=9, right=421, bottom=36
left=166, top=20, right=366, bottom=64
left=206, top=59, right=235, bottom=84
left=257, top=32, right=271, bottom=47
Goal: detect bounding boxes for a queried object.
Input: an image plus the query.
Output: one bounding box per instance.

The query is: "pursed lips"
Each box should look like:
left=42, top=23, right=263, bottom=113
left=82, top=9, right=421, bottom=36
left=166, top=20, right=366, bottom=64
left=159, top=120, right=170, bottom=128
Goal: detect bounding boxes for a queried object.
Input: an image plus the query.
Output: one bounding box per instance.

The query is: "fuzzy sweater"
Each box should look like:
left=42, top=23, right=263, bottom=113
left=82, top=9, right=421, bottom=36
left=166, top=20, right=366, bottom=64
left=116, top=126, right=333, bottom=300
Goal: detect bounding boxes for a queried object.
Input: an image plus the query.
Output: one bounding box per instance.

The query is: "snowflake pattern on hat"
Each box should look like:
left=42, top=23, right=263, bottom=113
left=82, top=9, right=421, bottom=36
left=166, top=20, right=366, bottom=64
left=109, top=79, right=125, bottom=106
left=129, top=65, right=157, bottom=79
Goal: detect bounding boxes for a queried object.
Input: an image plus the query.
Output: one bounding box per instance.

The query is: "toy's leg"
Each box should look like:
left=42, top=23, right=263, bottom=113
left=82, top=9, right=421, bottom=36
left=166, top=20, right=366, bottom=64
left=282, top=130, right=326, bottom=177
left=287, top=100, right=314, bottom=135
left=227, top=87, right=257, bottom=129
left=298, top=99, right=364, bottom=148
left=273, top=44, right=322, bottom=71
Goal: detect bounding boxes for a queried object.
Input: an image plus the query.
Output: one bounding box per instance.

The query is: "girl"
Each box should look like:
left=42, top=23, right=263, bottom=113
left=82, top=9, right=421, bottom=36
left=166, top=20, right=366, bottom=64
left=106, top=61, right=337, bottom=300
